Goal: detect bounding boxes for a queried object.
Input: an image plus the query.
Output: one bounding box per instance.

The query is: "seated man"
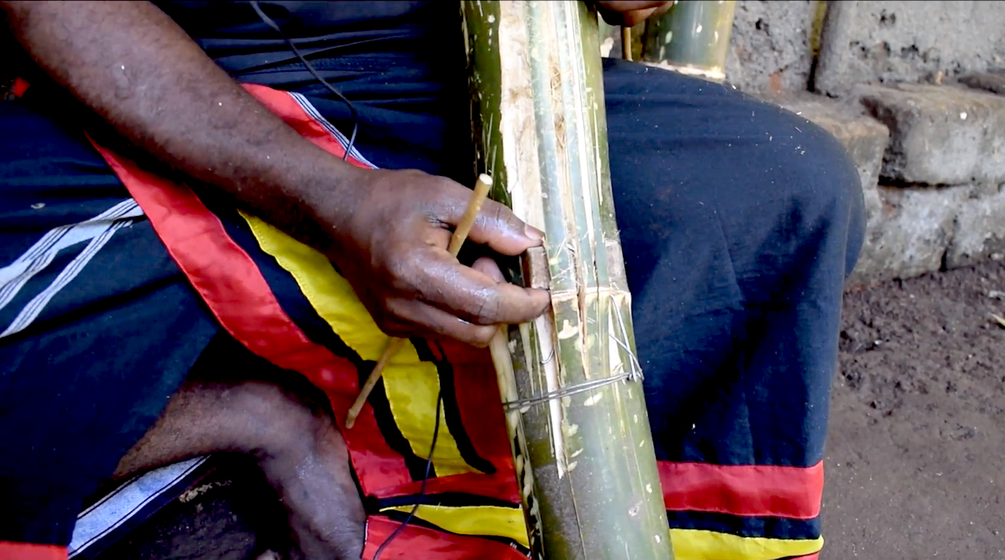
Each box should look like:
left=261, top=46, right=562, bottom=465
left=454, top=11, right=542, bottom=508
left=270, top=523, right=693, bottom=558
left=0, top=1, right=864, bottom=559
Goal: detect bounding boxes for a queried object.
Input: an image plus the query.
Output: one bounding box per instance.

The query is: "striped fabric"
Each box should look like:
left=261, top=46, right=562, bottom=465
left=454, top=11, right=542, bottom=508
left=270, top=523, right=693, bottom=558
left=75, top=83, right=826, bottom=560
left=0, top=199, right=143, bottom=339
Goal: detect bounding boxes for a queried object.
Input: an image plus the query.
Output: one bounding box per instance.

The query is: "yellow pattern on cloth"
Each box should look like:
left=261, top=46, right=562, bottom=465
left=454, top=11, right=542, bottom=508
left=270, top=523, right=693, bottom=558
left=381, top=504, right=529, bottom=548
left=670, top=529, right=823, bottom=560
left=239, top=211, right=473, bottom=476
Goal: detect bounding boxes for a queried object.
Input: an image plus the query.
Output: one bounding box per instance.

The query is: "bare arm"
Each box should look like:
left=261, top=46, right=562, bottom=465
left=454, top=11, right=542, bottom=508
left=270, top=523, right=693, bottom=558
left=1, top=0, right=549, bottom=345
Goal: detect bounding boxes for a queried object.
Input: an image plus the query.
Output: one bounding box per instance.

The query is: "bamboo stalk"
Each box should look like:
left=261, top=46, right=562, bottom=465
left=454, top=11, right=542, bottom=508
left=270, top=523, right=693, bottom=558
left=641, top=0, right=737, bottom=82
left=461, top=2, right=673, bottom=558
left=621, top=26, right=633, bottom=61
left=345, top=174, right=493, bottom=429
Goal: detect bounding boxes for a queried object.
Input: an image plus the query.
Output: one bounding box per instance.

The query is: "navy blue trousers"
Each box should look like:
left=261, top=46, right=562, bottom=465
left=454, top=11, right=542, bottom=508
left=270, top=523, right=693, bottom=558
left=0, top=57, right=863, bottom=548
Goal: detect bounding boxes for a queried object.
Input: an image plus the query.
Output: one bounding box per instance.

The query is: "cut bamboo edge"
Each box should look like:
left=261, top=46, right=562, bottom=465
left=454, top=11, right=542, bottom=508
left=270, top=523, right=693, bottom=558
left=345, top=173, right=495, bottom=429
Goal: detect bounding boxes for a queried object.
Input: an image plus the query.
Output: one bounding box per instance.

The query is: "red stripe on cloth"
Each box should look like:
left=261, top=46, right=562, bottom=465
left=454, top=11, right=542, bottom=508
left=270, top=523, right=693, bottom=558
left=659, top=460, right=824, bottom=520
left=88, top=140, right=411, bottom=495
left=440, top=339, right=521, bottom=501
left=90, top=84, right=529, bottom=558
left=790, top=554, right=820, bottom=560
left=240, top=83, right=370, bottom=168
left=12, top=78, right=31, bottom=98
left=363, top=516, right=528, bottom=560
left=0, top=541, right=67, bottom=560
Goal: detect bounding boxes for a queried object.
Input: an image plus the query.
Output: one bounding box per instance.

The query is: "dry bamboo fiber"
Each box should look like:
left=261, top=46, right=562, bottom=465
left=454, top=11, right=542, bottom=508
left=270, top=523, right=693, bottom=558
left=461, top=2, right=673, bottom=559
left=642, top=0, right=737, bottom=82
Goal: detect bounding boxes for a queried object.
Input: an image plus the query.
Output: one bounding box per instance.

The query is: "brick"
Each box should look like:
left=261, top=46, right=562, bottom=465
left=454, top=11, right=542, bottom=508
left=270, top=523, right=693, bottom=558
left=724, top=0, right=821, bottom=94
left=816, top=1, right=1005, bottom=98
left=848, top=185, right=968, bottom=285
left=960, top=71, right=1005, bottom=97
left=855, top=83, right=1005, bottom=186
left=945, top=187, right=1005, bottom=269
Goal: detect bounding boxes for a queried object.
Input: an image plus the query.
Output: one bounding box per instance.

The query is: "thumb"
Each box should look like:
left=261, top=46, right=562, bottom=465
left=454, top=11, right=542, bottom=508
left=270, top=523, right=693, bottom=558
left=463, top=199, right=545, bottom=256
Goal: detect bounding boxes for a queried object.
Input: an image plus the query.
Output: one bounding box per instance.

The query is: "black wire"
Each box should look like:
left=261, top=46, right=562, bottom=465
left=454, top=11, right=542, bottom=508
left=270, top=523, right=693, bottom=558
left=249, top=4, right=439, bottom=554
left=374, top=390, right=443, bottom=560
left=249, top=0, right=360, bottom=162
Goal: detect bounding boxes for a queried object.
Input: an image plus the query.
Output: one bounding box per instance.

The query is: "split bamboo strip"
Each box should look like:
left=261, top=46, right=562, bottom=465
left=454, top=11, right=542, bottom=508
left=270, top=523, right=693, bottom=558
left=461, top=2, right=673, bottom=558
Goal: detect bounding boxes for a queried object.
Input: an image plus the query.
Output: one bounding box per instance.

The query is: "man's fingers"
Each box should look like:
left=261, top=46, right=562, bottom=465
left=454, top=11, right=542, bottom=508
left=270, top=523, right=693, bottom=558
left=595, top=1, right=670, bottom=26
left=597, top=1, right=668, bottom=10
left=460, top=199, right=543, bottom=256
left=471, top=256, right=506, bottom=283
left=383, top=299, right=499, bottom=347
left=414, top=249, right=550, bottom=326
left=431, top=181, right=542, bottom=256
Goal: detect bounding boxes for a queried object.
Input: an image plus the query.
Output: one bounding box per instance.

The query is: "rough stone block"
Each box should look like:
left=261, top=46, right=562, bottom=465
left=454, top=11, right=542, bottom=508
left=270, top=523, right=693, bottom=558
left=725, top=0, right=823, bottom=94
left=848, top=185, right=968, bottom=286
left=756, top=91, right=889, bottom=238
left=960, top=71, right=1005, bottom=96
left=946, top=188, right=1005, bottom=269
left=855, top=83, right=1005, bottom=186
left=816, top=1, right=1005, bottom=98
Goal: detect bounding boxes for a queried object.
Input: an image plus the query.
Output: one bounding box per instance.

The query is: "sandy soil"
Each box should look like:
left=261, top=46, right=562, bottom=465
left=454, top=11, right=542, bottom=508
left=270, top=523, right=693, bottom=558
left=95, top=260, right=1005, bottom=559
left=824, top=260, right=1005, bottom=559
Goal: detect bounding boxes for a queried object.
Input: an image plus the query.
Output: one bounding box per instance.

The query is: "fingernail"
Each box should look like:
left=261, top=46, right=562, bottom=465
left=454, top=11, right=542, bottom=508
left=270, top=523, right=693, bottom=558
left=525, top=225, right=545, bottom=242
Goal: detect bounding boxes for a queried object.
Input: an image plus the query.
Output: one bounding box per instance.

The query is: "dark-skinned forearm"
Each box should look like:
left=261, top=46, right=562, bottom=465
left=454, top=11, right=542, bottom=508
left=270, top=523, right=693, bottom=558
left=1, top=0, right=360, bottom=243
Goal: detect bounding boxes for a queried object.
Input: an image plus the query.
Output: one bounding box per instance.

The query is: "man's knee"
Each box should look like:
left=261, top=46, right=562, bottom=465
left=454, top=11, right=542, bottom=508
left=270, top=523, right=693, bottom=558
left=751, top=104, right=867, bottom=280
left=214, top=378, right=335, bottom=457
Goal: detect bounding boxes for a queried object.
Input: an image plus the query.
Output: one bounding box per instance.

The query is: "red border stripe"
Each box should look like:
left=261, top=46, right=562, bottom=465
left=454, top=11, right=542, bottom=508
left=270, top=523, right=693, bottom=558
left=362, top=516, right=528, bottom=560
left=88, top=134, right=412, bottom=495
left=659, top=460, right=823, bottom=520
left=0, top=541, right=67, bottom=560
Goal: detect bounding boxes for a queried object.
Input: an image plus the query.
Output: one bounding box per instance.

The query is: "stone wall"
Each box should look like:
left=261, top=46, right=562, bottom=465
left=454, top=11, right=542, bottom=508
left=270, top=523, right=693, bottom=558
left=725, top=0, right=826, bottom=94
left=815, top=1, right=1005, bottom=97
left=720, top=1, right=1005, bottom=286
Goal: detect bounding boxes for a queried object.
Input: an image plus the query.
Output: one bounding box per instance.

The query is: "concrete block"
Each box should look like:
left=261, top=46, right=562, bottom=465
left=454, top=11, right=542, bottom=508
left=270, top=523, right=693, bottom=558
left=848, top=185, right=968, bottom=285
left=756, top=92, right=889, bottom=225
left=725, top=0, right=824, bottom=94
left=960, top=71, right=1005, bottom=96
left=946, top=187, right=1005, bottom=269
left=856, top=83, right=1005, bottom=186
left=816, top=1, right=1005, bottom=98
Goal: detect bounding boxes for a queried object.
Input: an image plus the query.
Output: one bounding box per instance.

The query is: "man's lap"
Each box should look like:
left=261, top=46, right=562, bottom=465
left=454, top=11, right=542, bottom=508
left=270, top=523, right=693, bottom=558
left=0, top=60, right=863, bottom=554
left=602, top=58, right=864, bottom=467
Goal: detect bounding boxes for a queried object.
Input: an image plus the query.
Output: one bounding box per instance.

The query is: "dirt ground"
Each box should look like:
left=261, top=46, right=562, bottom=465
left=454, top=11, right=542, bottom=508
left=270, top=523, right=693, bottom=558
left=824, top=259, right=1005, bottom=559
left=96, top=259, right=1005, bottom=559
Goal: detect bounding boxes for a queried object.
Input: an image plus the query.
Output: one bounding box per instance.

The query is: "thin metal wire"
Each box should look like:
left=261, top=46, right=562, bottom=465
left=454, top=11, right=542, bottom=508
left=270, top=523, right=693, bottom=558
left=502, top=294, right=645, bottom=411
left=249, top=0, right=359, bottom=162
left=373, top=390, right=442, bottom=559
left=502, top=372, right=634, bottom=411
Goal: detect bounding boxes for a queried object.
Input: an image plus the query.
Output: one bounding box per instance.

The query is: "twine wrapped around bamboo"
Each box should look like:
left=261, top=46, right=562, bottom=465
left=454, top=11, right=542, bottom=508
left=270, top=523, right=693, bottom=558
left=642, top=0, right=737, bottom=82
left=461, top=2, right=673, bottom=559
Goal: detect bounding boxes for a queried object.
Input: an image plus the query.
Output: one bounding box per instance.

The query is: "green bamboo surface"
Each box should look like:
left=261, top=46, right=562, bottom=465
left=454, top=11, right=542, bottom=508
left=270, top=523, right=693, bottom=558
left=461, top=2, right=673, bottom=559
left=642, top=0, right=736, bottom=82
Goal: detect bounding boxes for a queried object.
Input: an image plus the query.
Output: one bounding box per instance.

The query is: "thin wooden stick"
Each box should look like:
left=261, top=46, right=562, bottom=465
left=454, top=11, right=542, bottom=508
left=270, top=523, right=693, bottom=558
left=345, top=174, right=494, bottom=429
left=621, top=25, right=633, bottom=61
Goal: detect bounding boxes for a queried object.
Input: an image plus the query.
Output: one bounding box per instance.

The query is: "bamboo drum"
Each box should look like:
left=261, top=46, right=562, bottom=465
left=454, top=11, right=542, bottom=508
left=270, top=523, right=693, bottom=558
left=461, top=2, right=673, bottom=558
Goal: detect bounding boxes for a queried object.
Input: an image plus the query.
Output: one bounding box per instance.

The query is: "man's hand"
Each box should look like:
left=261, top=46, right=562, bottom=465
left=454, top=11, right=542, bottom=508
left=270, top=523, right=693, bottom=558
left=322, top=168, right=550, bottom=347
left=595, top=1, right=673, bottom=27
left=2, top=1, right=549, bottom=347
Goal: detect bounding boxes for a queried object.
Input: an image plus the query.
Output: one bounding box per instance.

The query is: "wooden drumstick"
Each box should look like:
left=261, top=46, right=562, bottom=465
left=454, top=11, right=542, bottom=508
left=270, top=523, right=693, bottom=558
left=621, top=26, right=633, bottom=61
left=345, top=174, right=493, bottom=429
